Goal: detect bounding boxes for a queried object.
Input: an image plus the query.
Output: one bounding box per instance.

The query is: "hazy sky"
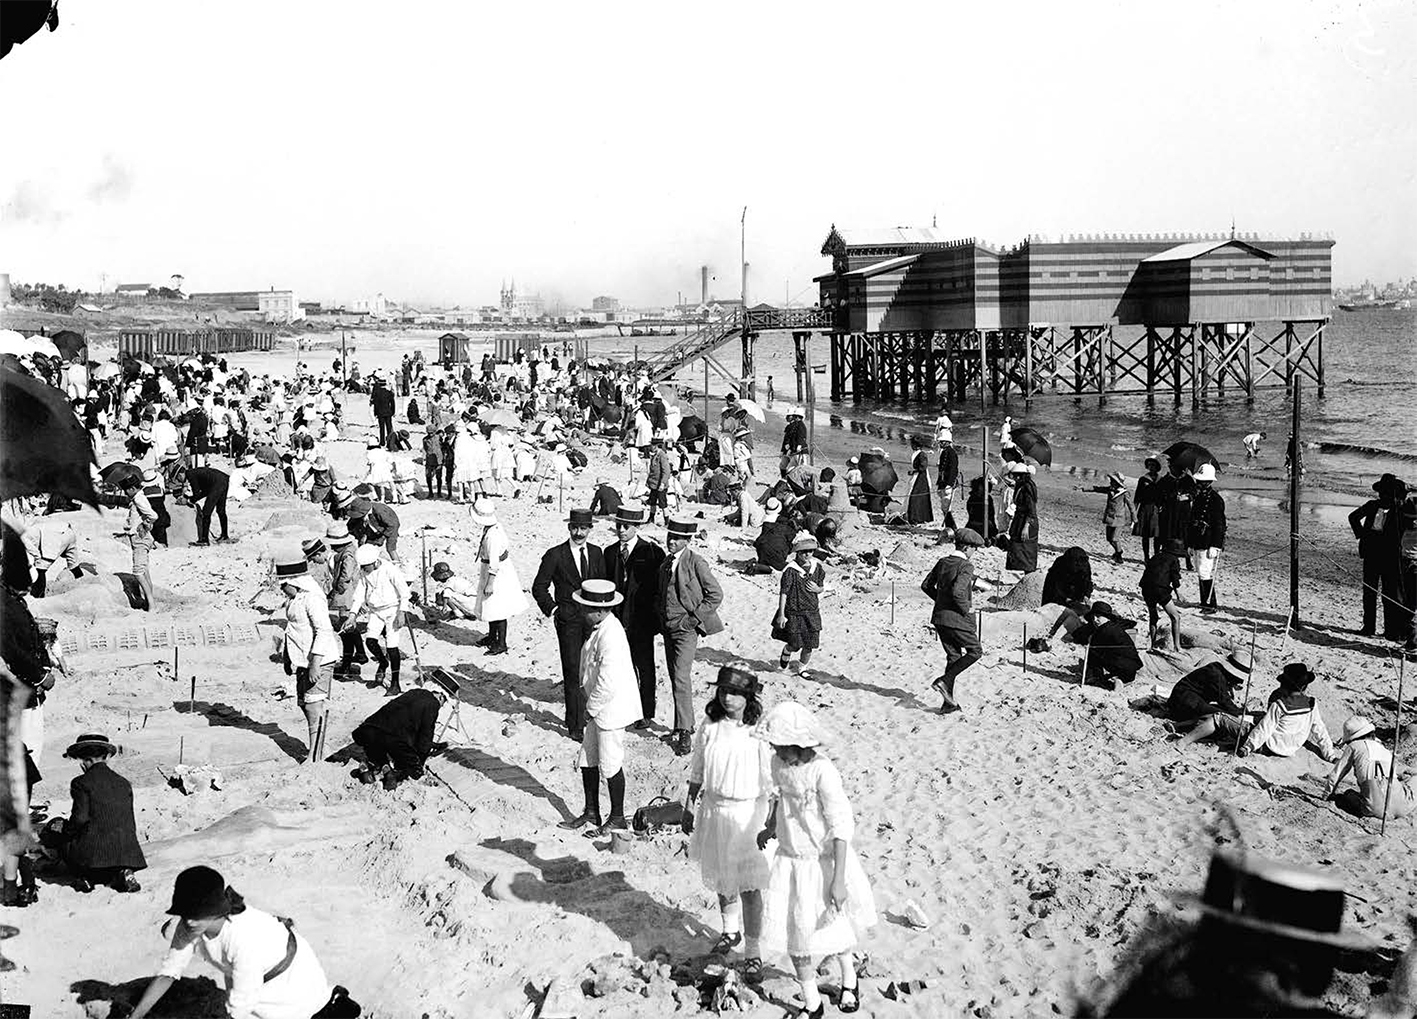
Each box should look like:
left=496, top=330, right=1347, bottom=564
left=2, top=1, right=1413, bottom=307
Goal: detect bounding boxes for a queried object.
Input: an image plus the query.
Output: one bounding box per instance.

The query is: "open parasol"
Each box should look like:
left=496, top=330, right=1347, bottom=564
left=736, top=399, right=766, bottom=423
left=678, top=413, right=707, bottom=445
left=1010, top=426, right=1053, bottom=466
left=858, top=450, right=899, bottom=495
left=1162, top=441, right=1218, bottom=474
left=92, top=362, right=122, bottom=381
left=1, top=368, right=98, bottom=506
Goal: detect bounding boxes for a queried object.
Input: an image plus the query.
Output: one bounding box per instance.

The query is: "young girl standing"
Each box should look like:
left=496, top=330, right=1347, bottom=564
left=755, top=701, right=876, bottom=1017
left=684, top=667, right=773, bottom=981
left=773, top=535, right=825, bottom=674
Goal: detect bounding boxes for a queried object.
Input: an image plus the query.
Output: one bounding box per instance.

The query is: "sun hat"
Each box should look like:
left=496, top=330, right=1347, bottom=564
left=711, top=665, right=761, bottom=697
left=754, top=700, right=830, bottom=748
left=63, top=733, right=118, bottom=759
left=1338, top=715, right=1377, bottom=746
left=572, top=578, right=623, bottom=609
left=763, top=497, right=782, bottom=522
left=666, top=518, right=698, bottom=540
left=431, top=561, right=454, bottom=581
left=1278, top=661, right=1316, bottom=689
left=324, top=521, right=354, bottom=545
left=141, top=468, right=160, bottom=484
left=1220, top=648, right=1254, bottom=682
left=615, top=504, right=647, bottom=527
left=791, top=533, right=818, bottom=552
left=167, top=865, right=233, bottom=919
left=565, top=508, right=594, bottom=527
left=1107, top=471, right=1126, bottom=487
left=1182, top=851, right=1372, bottom=949
left=301, top=538, right=326, bottom=560
left=331, top=485, right=355, bottom=507
left=354, top=544, right=382, bottom=567
left=1193, top=462, right=1217, bottom=482
left=469, top=498, right=497, bottom=526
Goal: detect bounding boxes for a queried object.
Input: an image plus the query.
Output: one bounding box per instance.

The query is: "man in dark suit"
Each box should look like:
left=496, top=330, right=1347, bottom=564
left=57, top=733, right=146, bottom=893
left=603, top=503, right=667, bottom=728
left=370, top=375, right=397, bottom=449
left=352, top=686, right=448, bottom=790
left=657, top=518, right=724, bottom=756
left=533, top=508, right=606, bottom=739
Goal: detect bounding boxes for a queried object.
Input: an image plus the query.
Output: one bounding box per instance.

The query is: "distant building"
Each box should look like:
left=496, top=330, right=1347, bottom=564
left=299, top=301, right=322, bottom=315
left=115, top=283, right=152, bottom=297
left=499, top=280, right=544, bottom=320
left=351, top=293, right=388, bottom=317
left=258, top=289, right=303, bottom=322
left=190, top=291, right=261, bottom=311
left=591, top=295, right=620, bottom=312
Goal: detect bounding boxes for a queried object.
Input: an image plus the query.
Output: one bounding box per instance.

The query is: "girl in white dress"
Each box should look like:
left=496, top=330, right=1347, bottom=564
left=684, top=666, right=773, bottom=982
left=755, top=701, right=876, bottom=1017
left=468, top=498, right=528, bottom=654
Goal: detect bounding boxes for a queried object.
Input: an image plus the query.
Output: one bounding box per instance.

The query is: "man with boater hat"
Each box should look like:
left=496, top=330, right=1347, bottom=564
left=657, top=517, right=724, bottom=756
left=532, top=507, right=606, bottom=739
left=559, top=579, right=641, bottom=834
left=602, top=502, right=666, bottom=728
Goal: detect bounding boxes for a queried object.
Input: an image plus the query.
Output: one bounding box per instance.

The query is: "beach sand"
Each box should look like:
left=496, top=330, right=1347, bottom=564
left=9, top=341, right=1416, bottom=1018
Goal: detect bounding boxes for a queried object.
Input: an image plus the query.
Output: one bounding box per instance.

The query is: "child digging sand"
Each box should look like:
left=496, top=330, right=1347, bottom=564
left=684, top=667, right=773, bottom=982
left=755, top=701, right=877, bottom=1017
left=774, top=534, right=825, bottom=675
left=1140, top=537, right=1185, bottom=650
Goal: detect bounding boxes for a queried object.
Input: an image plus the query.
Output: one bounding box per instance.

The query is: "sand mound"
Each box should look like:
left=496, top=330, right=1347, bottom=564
left=991, top=570, right=1046, bottom=609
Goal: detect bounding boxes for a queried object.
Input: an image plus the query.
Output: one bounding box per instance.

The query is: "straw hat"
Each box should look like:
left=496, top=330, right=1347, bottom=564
left=301, top=537, right=327, bottom=560
left=63, top=733, right=119, bottom=759
left=274, top=556, right=308, bottom=581
left=666, top=518, right=698, bottom=540
left=572, top=578, right=623, bottom=609
left=1338, top=715, right=1377, bottom=746
left=754, top=701, right=830, bottom=748
left=1107, top=471, right=1126, bottom=487
left=469, top=498, right=497, bottom=526
left=354, top=544, right=382, bottom=567
left=791, top=533, right=818, bottom=553
left=615, top=504, right=647, bottom=527
left=324, top=521, right=354, bottom=546
left=763, top=497, right=782, bottom=523
left=1219, top=649, right=1254, bottom=682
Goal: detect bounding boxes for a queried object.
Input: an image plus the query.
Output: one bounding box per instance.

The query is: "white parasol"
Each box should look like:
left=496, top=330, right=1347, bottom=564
left=737, top=399, right=766, bottom=422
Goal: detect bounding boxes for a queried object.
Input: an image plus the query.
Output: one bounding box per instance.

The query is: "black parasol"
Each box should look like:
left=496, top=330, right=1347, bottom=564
left=678, top=413, right=707, bottom=446
left=858, top=450, right=899, bottom=496
left=0, top=367, right=98, bottom=506
left=50, top=330, right=87, bottom=361
left=1010, top=426, right=1052, bottom=466
left=99, top=462, right=142, bottom=488
left=1162, top=441, right=1218, bottom=474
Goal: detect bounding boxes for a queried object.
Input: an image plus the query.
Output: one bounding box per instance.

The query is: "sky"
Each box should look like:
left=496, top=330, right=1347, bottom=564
left=2, top=0, right=1414, bottom=308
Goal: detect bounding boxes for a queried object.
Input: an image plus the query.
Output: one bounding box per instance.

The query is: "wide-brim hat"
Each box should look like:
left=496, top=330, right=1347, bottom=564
left=431, top=561, right=454, bottom=581
left=711, top=665, right=761, bottom=697
left=791, top=534, right=818, bottom=552
left=572, top=578, right=623, bottom=608
left=141, top=468, right=160, bottom=484
left=301, top=538, right=326, bottom=559
left=1180, top=851, right=1373, bottom=949
left=63, top=733, right=118, bottom=759
left=666, top=517, right=698, bottom=539
left=1220, top=649, right=1254, bottom=682
left=470, top=498, right=497, bottom=526
left=167, top=865, right=232, bottom=919
left=1107, top=471, right=1126, bottom=487
left=354, top=544, right=382, bottom=567
left=1372, top=472, right=1398, bottom=494
left=754, top=700, right=829, bottom=748
left=1338, top=714, right=1377, bottom=746
left=1278, top=661, right=1316, bottom=689
left=565, top=508, right=594, bottom=527
left=324, top=521, right=354, bottom=545
left=615, top=504, right=647, bottom=526
left=274, top=556, right=309, bottom=580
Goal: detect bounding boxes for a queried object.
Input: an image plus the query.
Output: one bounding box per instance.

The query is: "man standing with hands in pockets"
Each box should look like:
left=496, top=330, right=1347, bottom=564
left=657, top=518, right=724, bottom=757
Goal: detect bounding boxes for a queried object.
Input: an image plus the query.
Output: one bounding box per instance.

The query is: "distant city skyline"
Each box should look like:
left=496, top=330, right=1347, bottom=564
left=2, top=1, right=1413, bottom=308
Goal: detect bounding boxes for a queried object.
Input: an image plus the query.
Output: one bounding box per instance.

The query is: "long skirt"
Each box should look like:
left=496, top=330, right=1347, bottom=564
left=689, top=793, right=772, bottom=897
left=762, top=848, right=877, bottom=958
left=1006, top=537, right=1039, bottom=572
left=905, top=472, right=933, bottom=524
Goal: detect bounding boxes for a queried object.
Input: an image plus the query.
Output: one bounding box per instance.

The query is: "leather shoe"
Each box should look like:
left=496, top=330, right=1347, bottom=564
left=587, top=815, right=629, bottom=838
left=569, top=728, right=585, bottom=742
left=671, top=730, right=692, bottom=757
left=116, top=869, right=141, bottom=893
left=485, top=644, right=508, bottom=656
left=559, top=811, right=602, bottom=831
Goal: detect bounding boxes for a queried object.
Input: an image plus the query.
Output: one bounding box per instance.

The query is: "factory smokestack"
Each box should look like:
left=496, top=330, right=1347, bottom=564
left=700, top=266, right=708, bottom=306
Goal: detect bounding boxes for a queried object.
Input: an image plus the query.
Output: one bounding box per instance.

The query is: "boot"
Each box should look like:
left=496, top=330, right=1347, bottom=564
left=385, top=673, right=402, bottom=697
left=1, top=878, right=21, bottom=907
left=559, top=767, right=601, bottom=829
left=116, top=868, right=141, bottom=893
left=606, top=769, right=627, bottom=826
left=1199, top=579, right=1215, bottom=613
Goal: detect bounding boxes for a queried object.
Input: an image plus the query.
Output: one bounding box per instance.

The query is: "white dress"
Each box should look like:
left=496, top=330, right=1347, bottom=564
left=473, top=521, right=529, bottom=621
left=761, top=754, right=877, bottom=958
left=689, top=720, right=774, bottom=896
left=452, top=425, right=478, bottom=485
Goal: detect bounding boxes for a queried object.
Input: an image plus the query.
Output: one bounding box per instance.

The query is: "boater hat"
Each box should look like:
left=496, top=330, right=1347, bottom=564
left=565, top=508, right=594, bottom=527
left=301, top=538, right=326, bottom=560
left=666, top=517, right=698, bottom=540
left=274, top=556, right=308, bottom=580
left=1220, top=648, right=1254, bottom=682
left=324, top=521, right=354, bottom=545
left=615, top=503, right=647, bottom=526
left=63, top=733, right=119, bottom=759
left=572, top=578, right=623, bottom=608
left=711, top=665, right=761, bottom=697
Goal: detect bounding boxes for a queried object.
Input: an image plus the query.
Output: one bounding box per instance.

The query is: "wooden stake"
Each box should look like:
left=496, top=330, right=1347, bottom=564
left=421, top=530, right=429, bottom=605
left=1022, top=623, right=1028, bottom=674
left=173, top=647, right=179, bottom=680
left=1289, top=378, right=1302, bottom=627
left=981, top=424, right=990, bottom=544
left=189, top=675, right=196, bottom=715
left=179, top=736, right=184, bottom=765
left=1381, top=654, right=1406, bottom=837
left=889, top=581, right=895, bottom=626
left=1080, top=635, right=1093, bottom=686
left=1233, top=622, right=1259, bottom=755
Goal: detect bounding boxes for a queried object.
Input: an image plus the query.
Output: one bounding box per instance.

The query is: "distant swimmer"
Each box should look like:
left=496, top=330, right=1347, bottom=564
left=1243, top=431, right=1266, bottom=460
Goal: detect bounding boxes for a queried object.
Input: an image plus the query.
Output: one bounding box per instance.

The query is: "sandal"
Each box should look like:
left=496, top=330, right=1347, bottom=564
left=794, top=1005, right=824, bottom=1019
left=741, top=957, right=763, bottom=983
left=710, top=931, right=742, bottom=955
left=840, top=986, right=860, bottom=1013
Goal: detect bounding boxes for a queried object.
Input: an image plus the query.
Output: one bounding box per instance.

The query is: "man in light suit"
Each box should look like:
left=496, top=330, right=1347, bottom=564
left=532, top=508, right=606, bottom=740
left=602, top=503, right=667, bottom=729
left=657, top=517, right=724, bottom=756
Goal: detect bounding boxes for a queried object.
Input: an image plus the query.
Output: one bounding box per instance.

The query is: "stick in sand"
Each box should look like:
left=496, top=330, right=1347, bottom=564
left=1232, top=622, right=1260, bottom=755
left=889, top=581, right=895, bottom=626
left=1080, top=635, right=1093, bottom=686
left=190, top=675, right=196, bottom=715
left=1022, top=623, right=1028, bottom=675
left=179, top=736, right=184, bottom=765
left=1380, top=653, right=1406, bottom=837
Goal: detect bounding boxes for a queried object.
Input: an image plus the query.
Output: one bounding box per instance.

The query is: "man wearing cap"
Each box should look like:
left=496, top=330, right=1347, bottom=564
left=559, top=579, right=641, bottom=834
left=779, top=407, right=808, bottom=475
left=347, top=494, right=402, bottom=563
left=51, top=733, right=145, bottom=893
left=603, top=503, right=666, bottom=727
left=533, top=509, right=606, bottom=738
left=1168, top=649, right=1253, bottom=750
left=347, top=543, right=410, bottom=695
left=179, top=465, right=232, bottom=546
left=431, top=561, right=479, bottom=621
left=1237, top=663, right=1338, bottom=762
left=921, top=528, right=986, bottom=714
left=1187, top=463, right=1227, bottom=612
left=658, top=517, right=724, bottom=755
left=275, top=557, right=340, bottom=764
left=645, top=439, right=674, bottom=524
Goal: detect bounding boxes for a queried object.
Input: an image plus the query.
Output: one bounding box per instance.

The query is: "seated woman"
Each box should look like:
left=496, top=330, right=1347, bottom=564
left=53, top=733, right=146, bottom=893
left=1323, top=715, right=1415, bottom=819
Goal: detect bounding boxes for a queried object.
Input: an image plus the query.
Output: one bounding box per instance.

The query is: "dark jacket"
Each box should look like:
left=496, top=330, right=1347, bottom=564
left=658, top=549, right=724, bottom=635
left=186, top=466, right=229, bottom=501
left=371, top=384, right=396, bottom=419
left=358, top=689, right=441, bottom=762
left=1140, top=550, right=1182, bottom=602
left=754, top=520, right=796, bottom=571
left=1008, top=476, right=1038, bottom=543
left=589, top=484, right=622, bottom=517
left=532, top=540, right=606, bottom=622
left=936, top=444, right=959, bottom=489
left=353, top=501, right=400, bottom=543
left=421, top=432, right=443, bottom=466
left=1071, top=618, right=1142, bottom=679
left=922, top=553, right=974, bottom=631
left=1041, top=548, right=1093, bottom=607
left=1167, top=662, right=1242, bottom=721
left=1158, top=472, right=1194, bottom=541
left=781, top=420, right=808, bottom=455
left=66, top=762, right=147, bottom=871
left=1348, top=498, right=1401, bottom=559
left=603, top=536, right=666, bottom=635
left=1187, top=484, right=1226, bottom=549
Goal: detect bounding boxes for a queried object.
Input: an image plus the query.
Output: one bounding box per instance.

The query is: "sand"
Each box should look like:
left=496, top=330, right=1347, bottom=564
left=7, top=351, right=1415, bottom=1018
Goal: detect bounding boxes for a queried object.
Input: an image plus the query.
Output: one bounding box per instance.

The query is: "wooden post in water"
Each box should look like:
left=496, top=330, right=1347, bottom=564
left=1290, top=379, right=1302, bottom=628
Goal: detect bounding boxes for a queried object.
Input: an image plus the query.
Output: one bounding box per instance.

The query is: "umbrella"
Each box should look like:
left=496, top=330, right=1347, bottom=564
left=482, top=407, right=520, bottom=429
left=0, top=368, right=98, bottom=506
left=25, top=337, right=61, bottom=360
left=99, top=462, right=142, bottom=488
left=92, top=362, right=122, bottom=381
left=50, top=330, right=87, bottom=361
left=678, top=413, right=707, bottom=445
left=1162, top=441, right=1218, bottom=473
left=1010, top=426, right=1053, bottom=466
left=858, top=450, right=899, bottom=495
left=736, top=399, right=766, bottom=423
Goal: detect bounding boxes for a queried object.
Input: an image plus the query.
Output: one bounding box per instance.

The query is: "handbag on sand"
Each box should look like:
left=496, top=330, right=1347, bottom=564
left=633, top=796, right=689, bottom=833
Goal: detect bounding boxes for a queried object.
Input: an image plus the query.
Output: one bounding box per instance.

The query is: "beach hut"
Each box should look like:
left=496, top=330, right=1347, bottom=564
left=438, top=332, right=471, bottom=365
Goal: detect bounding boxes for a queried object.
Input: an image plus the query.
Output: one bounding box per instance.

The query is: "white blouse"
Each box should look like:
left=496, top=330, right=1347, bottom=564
left=771, top=754, right=856, bottom=860
left=690, top=720, right=773, bottom=801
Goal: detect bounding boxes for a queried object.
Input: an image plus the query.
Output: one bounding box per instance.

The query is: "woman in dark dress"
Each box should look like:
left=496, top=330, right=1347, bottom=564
left=1158, top=463, right=1195, bottom=570
left=1004, top=463, right=1039, bottom=573
left=1133, top=457, right=1163, bottom=562
left=1041, top=546, right=1094, bottom=609
left=965, top=475, right=997, bottom=540
left=905, top=436, right=934, bottom=525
